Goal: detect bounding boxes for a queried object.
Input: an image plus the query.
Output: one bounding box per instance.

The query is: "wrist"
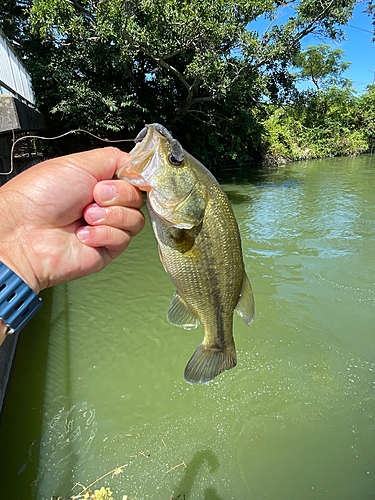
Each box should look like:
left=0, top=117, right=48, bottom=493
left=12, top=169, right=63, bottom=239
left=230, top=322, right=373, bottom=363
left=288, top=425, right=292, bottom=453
left=0, top=260, right=42, bottom=337
left=0, top=318, right=8, bottom=347
left=0, top=252, right=40, bottom=295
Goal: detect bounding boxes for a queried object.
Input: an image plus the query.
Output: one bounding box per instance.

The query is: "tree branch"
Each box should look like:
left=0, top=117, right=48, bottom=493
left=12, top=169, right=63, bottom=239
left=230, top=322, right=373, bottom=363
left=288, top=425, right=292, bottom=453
left=123, top=61, right=139, bottom=89
left=140, top=47, right=191, bottom=90
left=293, top=0, right=336, bottom=45
left=255, top=0, right=336, bottom=70
left=67, top=0, right=96, bottom=23
left=191, top=95, right=215, bottom=104
left=161, top=33, right=204, bottom=60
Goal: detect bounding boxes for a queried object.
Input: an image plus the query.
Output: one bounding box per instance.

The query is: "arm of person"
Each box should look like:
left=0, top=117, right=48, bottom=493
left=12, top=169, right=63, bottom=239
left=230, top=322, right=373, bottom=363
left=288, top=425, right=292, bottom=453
left=0, top=147, right=144, bottom=347
left=0, top=320, right=8, bottom=346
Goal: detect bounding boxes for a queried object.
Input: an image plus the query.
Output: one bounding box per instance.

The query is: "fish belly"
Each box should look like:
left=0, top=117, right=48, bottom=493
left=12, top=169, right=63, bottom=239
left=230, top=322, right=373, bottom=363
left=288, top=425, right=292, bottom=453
left=147, top=188, right=245, bottom=383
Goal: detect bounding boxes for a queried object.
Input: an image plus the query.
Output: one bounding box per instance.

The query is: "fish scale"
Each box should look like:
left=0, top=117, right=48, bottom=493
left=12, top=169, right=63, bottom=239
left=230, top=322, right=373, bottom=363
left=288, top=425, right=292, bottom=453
left=116, top=124, right=255, bottom=384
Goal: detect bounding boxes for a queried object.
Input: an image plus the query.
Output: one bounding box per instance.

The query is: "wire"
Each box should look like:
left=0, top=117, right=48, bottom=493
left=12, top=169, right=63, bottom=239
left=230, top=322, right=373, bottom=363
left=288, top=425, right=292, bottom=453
left=346, top=24, right=374, bottom=35
left=1, top=128, right=135, bottom=176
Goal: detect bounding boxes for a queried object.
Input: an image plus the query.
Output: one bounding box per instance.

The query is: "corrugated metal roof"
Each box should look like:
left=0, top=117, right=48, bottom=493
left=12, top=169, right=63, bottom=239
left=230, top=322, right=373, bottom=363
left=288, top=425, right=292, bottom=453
left=0, top=28, right=35, bottom=105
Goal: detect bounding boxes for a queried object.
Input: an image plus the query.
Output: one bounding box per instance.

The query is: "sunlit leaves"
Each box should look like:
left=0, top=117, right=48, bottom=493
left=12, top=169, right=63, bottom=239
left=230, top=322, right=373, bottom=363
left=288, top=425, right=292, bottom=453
left=0, top=0, right=360, bottom=165
left=294, top=43, right=352, bottom=90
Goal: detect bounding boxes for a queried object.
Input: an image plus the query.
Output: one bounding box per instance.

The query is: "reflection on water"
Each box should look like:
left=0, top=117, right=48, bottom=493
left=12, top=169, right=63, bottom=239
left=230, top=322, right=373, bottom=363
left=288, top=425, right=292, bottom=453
left=0, top=155, right=375, bottom=499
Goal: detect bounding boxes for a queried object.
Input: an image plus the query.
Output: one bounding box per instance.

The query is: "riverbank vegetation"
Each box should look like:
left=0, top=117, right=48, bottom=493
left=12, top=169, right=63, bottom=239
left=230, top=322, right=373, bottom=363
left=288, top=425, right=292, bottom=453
left=262, top=83, right=375, bottom=164
left=1, top=0, right=374, bottom=167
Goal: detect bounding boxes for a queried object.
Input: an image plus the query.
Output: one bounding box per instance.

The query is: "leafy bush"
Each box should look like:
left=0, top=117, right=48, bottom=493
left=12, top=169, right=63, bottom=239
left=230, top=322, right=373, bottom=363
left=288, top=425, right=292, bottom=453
left=262, top=85, right=370, bottom=164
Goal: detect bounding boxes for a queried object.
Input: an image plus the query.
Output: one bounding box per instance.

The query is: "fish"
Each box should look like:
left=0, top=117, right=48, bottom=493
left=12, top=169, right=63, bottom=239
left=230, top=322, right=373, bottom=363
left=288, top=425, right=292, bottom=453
left=115, top=123, right=254, bottom=384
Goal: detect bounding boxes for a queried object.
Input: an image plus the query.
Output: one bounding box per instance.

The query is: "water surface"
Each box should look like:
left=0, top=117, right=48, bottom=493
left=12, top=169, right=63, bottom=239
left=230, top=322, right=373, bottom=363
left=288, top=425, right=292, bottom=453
left=0, top=154, right=374, bottom=499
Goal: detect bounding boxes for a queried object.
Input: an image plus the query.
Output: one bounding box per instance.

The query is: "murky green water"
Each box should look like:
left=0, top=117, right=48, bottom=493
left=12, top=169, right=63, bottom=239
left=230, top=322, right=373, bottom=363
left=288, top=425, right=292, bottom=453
left=1, top=154, right=374, bottom=500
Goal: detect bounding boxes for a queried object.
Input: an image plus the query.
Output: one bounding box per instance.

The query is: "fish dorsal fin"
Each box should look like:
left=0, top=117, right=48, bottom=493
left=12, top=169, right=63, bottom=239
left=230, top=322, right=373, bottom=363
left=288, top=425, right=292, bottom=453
left=235, top=273, right=255, bottom=326
left=167, top=292, right=200, bottom=330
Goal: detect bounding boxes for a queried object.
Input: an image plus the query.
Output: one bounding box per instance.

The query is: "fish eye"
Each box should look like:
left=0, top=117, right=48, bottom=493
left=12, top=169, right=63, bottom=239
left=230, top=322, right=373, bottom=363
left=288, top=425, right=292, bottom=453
left=168, top=154, right=183, bottom=167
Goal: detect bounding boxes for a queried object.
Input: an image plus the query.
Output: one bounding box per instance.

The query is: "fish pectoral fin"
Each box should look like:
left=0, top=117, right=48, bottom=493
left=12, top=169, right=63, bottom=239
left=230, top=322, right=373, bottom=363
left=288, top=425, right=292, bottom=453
left=167, top=292, right=200, bottom=330
left=235, top=273, right=255, bottom=326
left=184, top=342, right=237, bottom=385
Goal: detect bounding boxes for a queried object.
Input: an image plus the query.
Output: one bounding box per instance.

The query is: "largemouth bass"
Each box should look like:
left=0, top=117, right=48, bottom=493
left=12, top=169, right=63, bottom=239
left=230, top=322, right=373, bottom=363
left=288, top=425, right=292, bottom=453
left=116, top=124, right=254, bottom=384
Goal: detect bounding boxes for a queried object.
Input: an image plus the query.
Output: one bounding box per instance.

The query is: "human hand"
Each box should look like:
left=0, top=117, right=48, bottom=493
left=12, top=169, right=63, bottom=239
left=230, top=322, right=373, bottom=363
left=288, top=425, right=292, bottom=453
left=0, top=147, right=145, bottom=295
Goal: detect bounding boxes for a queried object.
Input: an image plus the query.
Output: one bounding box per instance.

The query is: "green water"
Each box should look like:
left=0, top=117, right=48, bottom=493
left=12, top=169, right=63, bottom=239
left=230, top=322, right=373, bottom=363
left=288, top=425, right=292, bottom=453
left=0, top=155, right=374, bottom=500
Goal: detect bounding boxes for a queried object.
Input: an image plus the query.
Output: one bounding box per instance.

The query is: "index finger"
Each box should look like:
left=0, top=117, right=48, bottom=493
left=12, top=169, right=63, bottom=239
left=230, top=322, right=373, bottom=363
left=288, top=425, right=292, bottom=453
left=93, top=179, right=144, bottom=208
left=57, top=147, right=132, bottom=182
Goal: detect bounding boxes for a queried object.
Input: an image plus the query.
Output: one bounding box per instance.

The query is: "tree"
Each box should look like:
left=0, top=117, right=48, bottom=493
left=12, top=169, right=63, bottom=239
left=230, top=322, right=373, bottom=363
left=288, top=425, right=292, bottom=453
left=0, top=0, right=32, bottom=45
left=0, top=0, right=357, bottom=165
left=294, top=43, right=352, bottom=90
left=365, top=0, right=375, bottom=40
left=354, top=84, right=375, bottom=147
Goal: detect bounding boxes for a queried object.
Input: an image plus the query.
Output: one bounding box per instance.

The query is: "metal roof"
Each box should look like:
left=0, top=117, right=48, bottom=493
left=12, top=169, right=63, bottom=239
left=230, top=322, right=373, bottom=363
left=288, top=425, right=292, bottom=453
left=0, top=28, right=35, bottom=106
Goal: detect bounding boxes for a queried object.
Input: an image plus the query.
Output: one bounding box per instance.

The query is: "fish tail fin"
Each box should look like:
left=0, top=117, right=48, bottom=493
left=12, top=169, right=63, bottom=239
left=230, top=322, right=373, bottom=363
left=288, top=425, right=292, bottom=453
left=184, top=342, right=237, bottom=385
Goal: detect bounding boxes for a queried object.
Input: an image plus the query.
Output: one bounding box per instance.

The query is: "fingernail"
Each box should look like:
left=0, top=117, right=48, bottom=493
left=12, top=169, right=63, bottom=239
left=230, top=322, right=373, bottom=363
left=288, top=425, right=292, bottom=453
left=86, top=206, right=105, bottom=223
left=77, top=227, right=90, bottom=242
left=100, top=184, right=116, bottom=201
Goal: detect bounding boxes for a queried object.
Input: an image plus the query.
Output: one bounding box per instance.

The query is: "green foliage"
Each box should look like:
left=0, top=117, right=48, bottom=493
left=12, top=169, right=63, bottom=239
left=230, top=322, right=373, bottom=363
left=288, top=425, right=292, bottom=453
left=353, top=84, right=375, bottom=146
left=365, top=0, right=375, bottom=40
left=0, top=0, right=358, bottom=166
left=262, top=84, right=370, bottom=163
left=0, top=0, right=32, bottom=44
left=294, top=43, right=352, bottom=90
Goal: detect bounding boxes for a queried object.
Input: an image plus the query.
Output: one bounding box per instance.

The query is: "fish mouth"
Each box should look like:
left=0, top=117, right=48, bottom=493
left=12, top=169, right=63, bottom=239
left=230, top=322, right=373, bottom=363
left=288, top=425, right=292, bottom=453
left=116, top=127, right=156, bottom=186
left=116, top=123, right=185, bottom=191
left=136, top=124, right=184, bottom=162
left=131, top=125, right=157, bottom=169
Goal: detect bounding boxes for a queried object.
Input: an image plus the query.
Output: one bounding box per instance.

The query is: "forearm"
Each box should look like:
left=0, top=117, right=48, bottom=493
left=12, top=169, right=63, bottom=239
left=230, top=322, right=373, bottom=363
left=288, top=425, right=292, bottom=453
left=0, top=187, right=40, bottom=348
left=0, top=319, right=9, bottom=347
left=0, top=190, right=41, bottom=295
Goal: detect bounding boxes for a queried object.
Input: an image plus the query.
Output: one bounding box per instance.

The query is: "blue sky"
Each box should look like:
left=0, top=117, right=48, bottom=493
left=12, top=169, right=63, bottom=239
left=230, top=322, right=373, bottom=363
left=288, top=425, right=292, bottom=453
left=335, top=2, right=375, bottom=93
left=250, top=2, right=375, bottom=94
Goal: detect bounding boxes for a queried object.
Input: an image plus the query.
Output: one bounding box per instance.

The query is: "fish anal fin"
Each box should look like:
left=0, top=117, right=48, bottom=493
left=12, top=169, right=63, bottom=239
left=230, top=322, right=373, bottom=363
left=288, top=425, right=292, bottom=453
left=184, top=342, right=237, bottom=385
left=235, top=273, right=255, bottom=326
left=167, top=292, right=200, bottom=330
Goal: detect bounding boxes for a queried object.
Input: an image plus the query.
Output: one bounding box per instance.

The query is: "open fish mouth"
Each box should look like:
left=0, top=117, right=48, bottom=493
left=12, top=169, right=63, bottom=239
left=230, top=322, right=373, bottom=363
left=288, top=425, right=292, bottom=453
left=116, top=123, right=185, bottom=188
left=126, top=127, right=157, bottom=173
left=115, top=127, right=156, bottom=185
left=135, top=124, right=184, bottom=163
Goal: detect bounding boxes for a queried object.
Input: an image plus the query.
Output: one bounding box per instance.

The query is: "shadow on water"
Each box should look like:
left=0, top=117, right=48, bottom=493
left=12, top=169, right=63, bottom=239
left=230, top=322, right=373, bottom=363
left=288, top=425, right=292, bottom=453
left=35, top=282, right=78, bottom=497
left=0, top=286, right=53, bottom=497
left=213, top=163, right=303, bottom=205
left=171, top=450, right=224, bottom=500
left=212, top=163, right=287, bottom=186
left=0, top=283, right=76, bottom=499
left=222, top=189, right=253, bottom=205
